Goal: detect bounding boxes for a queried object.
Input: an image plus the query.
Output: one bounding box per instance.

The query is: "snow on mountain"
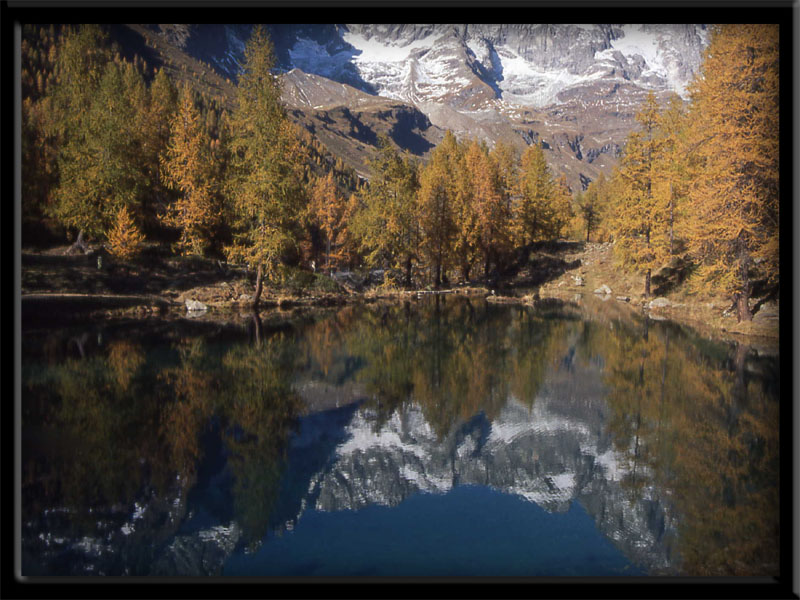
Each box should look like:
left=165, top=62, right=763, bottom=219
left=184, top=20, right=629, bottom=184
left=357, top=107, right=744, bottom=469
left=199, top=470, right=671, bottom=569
left=160, top=23, right=707, bottom=113
left=288, top=36, right=351, bottom=80
left=149, top=23, right=709, bottom=190
left=323, top=24, right=707, bottom=109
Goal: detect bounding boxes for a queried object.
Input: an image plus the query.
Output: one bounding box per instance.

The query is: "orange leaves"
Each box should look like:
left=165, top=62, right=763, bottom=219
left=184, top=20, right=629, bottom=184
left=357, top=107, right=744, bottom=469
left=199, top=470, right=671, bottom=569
left=515, top=142, right=566, bottom=244
left=610, top=92, right=684, bottom=293
left=417, top=133, right=459, bottom=284
left=225, top=27, right=305, bottom=281
left=160, top=83, right=220, bottom=255
left=308, top=171, right=349, bottom=273
left=684, top=24, right=779, bottom=306
left=107, top=205, right=145, bottom=260
left=465, top=139, right=514, bottom=271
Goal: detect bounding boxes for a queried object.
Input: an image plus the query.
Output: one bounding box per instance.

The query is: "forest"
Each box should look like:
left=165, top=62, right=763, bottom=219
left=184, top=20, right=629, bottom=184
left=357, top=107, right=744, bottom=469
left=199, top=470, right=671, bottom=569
left=21, top=24, right=779, bottom=322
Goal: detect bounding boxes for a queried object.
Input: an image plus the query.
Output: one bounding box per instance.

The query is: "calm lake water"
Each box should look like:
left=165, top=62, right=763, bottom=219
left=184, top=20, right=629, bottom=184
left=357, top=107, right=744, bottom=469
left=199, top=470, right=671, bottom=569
left=20, top=296, right=780, bottom=577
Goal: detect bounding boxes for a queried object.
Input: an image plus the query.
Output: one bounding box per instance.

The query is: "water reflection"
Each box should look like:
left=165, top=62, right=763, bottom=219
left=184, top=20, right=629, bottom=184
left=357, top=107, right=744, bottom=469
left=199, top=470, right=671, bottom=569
left=21, top=297, right=779, bottom=576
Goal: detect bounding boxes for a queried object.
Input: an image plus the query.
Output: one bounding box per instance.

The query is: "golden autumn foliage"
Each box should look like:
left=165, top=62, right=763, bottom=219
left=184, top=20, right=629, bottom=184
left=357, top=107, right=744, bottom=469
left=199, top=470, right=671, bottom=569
left=417, top=131, right=459, bottom=286
left=515, top=142, right=565, bottom=245
left=107, top=205, right=145, bottom=260
left=609, top=92, right=670, bottom=297
left=651, top=95, right=690, bottom=256
left=606, top=25, right=779, bottom=316
left=684, top=24, right=779, bottom=321
left=308, top=171, right=348, bottom=273
left=574, top=173, right=610, bottom=243
left=348, top=136, right=420, bottom=284
left=224, top=26, right=307, bottom=304
left=448, top=138, right=479, bottom=282
left=21, top=23, right=779, bottom=307
left=160, top=83, right=221, bottom=255
left=551, top=174, right=574, bottom=238
left=466, top=140, right=513, bottom=277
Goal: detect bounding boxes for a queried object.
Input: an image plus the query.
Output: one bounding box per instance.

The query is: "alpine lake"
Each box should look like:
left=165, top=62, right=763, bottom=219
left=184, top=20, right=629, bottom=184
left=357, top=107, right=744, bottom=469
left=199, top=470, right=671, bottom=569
left=20, top=294, right=780, bottom=577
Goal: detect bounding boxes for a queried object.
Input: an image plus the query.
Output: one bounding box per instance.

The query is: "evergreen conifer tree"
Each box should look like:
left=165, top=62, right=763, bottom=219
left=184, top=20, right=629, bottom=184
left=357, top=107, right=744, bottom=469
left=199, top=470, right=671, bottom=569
left=684, top=24, right=779, bottom=321
left=224, top=26, right=307, bottom=308
left=161, top=83, right=220, bottom=255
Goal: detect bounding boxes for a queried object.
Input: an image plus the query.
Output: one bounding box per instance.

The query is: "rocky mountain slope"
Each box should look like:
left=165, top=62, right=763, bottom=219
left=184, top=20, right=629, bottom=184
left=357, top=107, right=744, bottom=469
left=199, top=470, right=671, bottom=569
left=130, top=24, right=709, bottom=188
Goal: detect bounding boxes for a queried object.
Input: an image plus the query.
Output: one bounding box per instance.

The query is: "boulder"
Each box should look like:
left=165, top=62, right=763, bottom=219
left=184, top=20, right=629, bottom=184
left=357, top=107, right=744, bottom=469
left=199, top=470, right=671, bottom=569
left=593, top=284, right=612, bottom=295
left=753, top=300, right=779, bottom=322
left=648, top=297, right=670, bottom=309
left=573, top=276, right=584, bottom=286
left=185, top=299, right=208, bottom=312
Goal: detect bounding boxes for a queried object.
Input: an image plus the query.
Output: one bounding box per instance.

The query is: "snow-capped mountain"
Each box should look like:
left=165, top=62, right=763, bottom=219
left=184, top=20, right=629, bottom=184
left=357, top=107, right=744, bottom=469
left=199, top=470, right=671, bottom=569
left=334, top=24, right=707, bottom=109
left=144, top=24, right=710, bottom=189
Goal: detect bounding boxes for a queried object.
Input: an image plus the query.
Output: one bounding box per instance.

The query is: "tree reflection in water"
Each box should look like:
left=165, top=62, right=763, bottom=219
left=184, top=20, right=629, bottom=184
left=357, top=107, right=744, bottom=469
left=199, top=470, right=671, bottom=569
left=21, top=297, right=779, bottom=575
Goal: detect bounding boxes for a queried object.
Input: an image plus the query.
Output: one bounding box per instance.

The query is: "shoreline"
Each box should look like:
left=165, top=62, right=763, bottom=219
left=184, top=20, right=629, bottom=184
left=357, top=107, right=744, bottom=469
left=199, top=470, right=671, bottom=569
left=21, top=285, right=779, bottom=352
left=20, top=243, right=779, bottom=349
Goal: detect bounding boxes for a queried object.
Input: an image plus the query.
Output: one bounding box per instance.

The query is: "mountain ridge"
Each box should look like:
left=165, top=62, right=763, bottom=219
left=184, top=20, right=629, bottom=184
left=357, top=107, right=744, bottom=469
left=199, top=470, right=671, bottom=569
left=130, top=23, right=710, bottom=189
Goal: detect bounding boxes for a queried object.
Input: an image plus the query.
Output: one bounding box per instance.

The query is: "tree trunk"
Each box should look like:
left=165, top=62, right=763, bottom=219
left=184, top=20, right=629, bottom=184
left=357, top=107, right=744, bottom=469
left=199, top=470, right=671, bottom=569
left=669, top=182, right=675, bottom=255
left=68, top=229, right=89, bottom=255
left=644, top=224, right=652, bottom=297
left=434, top=262, right=441, bottom=288
left=736, top=240, right=753, bottom=322
left=736, top=292, right=752, bottom=322
left=405, top=255, right=413, bottom=287
left=252, top=264, right=263, bottom=310
left=327, top=236, right=332, bottom=276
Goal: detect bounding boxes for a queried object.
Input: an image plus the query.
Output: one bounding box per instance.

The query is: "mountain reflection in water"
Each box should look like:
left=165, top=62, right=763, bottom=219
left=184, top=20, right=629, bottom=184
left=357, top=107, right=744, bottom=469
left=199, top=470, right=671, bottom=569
left=21, top=296, right=779, bottom=576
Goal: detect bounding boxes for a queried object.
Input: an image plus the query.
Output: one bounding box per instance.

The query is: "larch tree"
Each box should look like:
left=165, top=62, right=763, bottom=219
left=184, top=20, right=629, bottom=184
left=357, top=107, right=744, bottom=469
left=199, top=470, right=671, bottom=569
left=551, top=174, right=574, bottom=240
left=53, top=58, right=148, bottom=249
left=490, top=140, right=518, bottom=260
left=120, top=60, right=153, bottom=225
left=353, top=136, right=420, bottom=285
left=610, top=91, right=670, bottom=297
left=338, top=192, right=364, bottom=271
left=107, top=205, right=146, bottom=260
left=467, top=140, right=511, bottom=277
left=449, top=138, right=479, bottom=283
left=224, top=26, right=307, bottom=309
left=22, top=95, right=59, bottom=235
left=652, top=94, right=690, bottom=257
left=46, top=24, right=113, bottom=251
left=577, top=176, right=604, bottom=242
left=21, top=26, right=61, bottom=236
left=417, top=131, right=459, bottom=287
left=684, top=24, right=779, bottom=321
left=160, top=83, right=220, bottom=255
left=491, top=141, right=518, bottom=208
left=308, top=171, right=347, bottom=275
left=515, top=142, right=555, bottom=245
left=145, top=68, right=179, bottom=233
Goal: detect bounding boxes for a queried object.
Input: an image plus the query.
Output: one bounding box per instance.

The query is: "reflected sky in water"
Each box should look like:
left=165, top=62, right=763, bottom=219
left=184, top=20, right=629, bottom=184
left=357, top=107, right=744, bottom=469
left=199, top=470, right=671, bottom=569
left=21, top=297, right=779, bottom=576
